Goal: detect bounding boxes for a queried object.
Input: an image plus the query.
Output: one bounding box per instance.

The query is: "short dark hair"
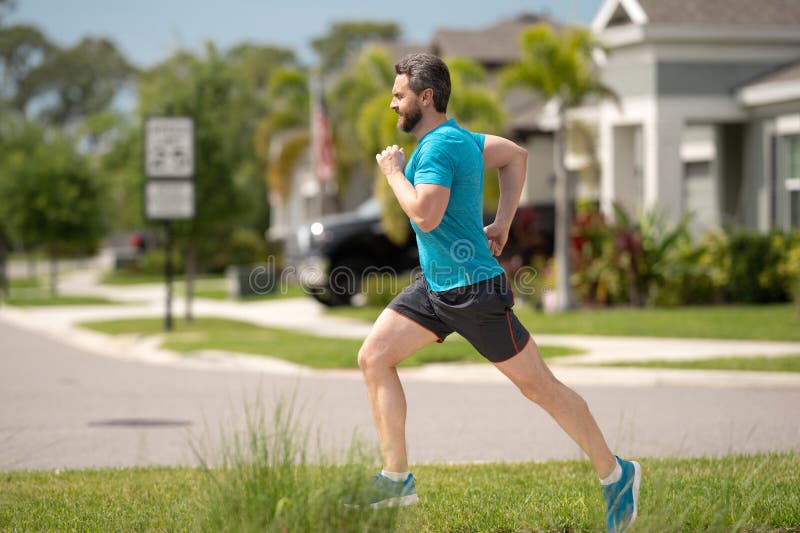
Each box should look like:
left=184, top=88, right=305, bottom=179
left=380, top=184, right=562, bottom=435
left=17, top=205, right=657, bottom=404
left=395, top=53, right=451, bottom=113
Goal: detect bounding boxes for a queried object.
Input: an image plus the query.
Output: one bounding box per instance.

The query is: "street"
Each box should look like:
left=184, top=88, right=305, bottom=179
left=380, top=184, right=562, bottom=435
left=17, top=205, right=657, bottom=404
left=2, top=319, right=799, bottom=471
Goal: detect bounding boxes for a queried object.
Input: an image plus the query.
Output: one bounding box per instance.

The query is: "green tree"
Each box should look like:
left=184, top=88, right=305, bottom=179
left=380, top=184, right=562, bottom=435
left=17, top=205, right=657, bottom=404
left=501, top=24, right=616, bottom=311
left=95, top=117, right=145, bottom=233
left=138, top=43, right=298, bottom=319
left=139, top=45, right=249, bottom=318
left=0, top=24, right=54, bottom=111
left=0, top=120, right=105, bottom=296
left=312, top=21, right=399, bottom=75
left=0, top=113, right=43, bottom=288
left=17, top=36, right=135, bottom=125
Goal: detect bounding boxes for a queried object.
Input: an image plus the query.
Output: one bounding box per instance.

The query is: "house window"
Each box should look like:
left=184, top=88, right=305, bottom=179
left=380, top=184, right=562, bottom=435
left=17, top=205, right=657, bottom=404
left=787, top=135, right=800, bottom=229
left=685, top=161, right=712, bottom=178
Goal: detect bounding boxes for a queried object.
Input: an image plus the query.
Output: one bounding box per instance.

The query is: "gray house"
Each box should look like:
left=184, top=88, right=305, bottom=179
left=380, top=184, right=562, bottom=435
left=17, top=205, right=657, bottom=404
left=589, top=0, right=800, bottom=233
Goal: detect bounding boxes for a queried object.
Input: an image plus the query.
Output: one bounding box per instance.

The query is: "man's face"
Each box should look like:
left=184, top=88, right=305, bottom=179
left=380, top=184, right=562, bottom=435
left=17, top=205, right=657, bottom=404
left=391, top=75, right=423, bottom=133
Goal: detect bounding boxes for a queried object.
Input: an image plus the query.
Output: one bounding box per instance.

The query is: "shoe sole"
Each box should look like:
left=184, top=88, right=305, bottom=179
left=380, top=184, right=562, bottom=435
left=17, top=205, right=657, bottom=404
left=369, top=493, right=419, bottom=509
left=630, top=461, right=642, bottom=524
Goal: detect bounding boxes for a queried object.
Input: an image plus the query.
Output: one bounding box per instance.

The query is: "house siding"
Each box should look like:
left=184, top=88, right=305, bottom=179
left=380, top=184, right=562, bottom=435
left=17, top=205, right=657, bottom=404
left=602, top=63, right=656, bottom=98
left=657, top=61, right=786, bottom=96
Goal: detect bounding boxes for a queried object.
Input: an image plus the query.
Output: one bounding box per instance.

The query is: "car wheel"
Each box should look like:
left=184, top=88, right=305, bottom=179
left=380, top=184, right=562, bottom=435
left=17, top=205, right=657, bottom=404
left=324, top=255, right=371, bottom=306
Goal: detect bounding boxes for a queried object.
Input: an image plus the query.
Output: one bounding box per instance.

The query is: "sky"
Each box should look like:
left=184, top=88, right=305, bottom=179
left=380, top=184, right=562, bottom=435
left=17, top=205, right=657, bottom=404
left=7, top=0, right=603, bottom=68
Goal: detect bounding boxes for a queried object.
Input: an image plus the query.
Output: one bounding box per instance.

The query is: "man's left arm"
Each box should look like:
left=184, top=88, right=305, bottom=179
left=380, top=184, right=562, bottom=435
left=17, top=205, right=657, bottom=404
left=376, top=145, right=450, bottom=233
left=482, top=135, right=528, bottom=256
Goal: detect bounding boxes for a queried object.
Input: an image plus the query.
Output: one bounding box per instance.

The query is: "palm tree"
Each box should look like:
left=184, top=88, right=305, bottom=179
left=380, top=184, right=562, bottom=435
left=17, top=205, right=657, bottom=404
left=329, top=45, right=411, bottom=245
left=253, top=67, right=310, bottom=205
left=501, top=23, right=617, bottom=311
left=332, top=47, right=507, bottom=245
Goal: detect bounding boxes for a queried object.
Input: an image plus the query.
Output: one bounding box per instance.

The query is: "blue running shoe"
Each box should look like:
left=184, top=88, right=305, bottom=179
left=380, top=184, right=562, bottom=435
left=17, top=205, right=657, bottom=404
left=344, top=472, right=419, bottom=509
left=603, top=456, right=641, bottom=532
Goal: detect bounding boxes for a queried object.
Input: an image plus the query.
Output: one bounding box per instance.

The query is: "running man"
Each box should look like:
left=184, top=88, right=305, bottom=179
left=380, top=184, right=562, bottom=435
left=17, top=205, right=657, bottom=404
left=356, top=53, right=641, bottom=532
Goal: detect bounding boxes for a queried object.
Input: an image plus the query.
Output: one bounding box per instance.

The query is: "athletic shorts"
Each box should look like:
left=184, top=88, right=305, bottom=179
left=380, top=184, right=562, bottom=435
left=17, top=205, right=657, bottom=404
left=388, top=273, right=531, bottom=363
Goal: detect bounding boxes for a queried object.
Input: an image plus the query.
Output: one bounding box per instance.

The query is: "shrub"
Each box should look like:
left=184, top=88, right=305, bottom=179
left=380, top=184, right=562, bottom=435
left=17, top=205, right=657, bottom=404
left=203, top=227, right=269, bottom=273
left=570, top=204, right=691, bottom=307
left=125, top=248, right=185, bottom=275
left=778, top=230, right=800, bottom=316
left=727, top=230, right=791, bottom=303
left=570, top=205, right=629, bottom=306
left=653, top=230, right=730, bottom=306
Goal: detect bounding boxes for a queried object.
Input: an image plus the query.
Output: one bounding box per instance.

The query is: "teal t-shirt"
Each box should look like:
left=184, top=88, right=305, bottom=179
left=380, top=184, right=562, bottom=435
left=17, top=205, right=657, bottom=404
left=404, top=119, right=504, bottom=291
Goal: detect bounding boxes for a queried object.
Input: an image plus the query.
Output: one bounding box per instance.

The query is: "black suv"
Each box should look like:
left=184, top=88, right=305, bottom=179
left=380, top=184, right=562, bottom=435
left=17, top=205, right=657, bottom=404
left=290, top=198, right=554, bottom=306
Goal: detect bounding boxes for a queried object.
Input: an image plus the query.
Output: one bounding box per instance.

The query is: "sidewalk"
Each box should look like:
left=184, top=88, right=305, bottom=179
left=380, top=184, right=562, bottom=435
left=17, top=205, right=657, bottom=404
left=3, top=267, right=800, bottom=388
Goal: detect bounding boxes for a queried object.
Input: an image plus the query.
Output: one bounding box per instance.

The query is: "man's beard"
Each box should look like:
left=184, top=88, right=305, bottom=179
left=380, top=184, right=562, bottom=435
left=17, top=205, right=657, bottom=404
left=398, top=105, right=422, bottom=133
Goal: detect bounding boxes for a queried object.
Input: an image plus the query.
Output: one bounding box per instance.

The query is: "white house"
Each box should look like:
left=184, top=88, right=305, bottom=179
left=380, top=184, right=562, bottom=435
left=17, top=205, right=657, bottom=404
left=589, top=0, right=800, bottom=233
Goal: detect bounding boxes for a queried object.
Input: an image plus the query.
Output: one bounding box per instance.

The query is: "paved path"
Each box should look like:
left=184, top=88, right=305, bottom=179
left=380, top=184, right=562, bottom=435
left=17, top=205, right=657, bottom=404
left=2, top=320, right=799, bottom=471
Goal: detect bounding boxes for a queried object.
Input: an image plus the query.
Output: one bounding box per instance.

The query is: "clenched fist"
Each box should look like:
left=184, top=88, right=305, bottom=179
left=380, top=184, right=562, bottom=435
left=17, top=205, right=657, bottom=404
left=376, top=145, right=405, bottom=177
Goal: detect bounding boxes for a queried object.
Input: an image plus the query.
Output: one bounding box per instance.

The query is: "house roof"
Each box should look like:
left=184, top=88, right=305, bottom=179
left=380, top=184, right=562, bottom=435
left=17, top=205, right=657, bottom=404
left=638, top=0, right=800, bottom=25
left=383, top=42, right=429, bottom=64
left=738, top=57, right=800, bottom=106
left=744, top=58, right=800, bottom=87
left=596, top=0, right=800, bottom=30
left=430, top=14, right=557, bottom=67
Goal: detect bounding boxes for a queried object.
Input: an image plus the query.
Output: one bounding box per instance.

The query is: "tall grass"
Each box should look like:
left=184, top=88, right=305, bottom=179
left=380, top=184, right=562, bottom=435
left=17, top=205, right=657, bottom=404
left=196, top=395, right=400, bottom=532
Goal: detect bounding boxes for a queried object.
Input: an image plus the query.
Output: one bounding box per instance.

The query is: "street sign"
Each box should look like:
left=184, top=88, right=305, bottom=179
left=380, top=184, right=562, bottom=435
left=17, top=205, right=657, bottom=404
left=145, top=117, right=194, bottom=178
left=145, top=180, right=195, bottom=220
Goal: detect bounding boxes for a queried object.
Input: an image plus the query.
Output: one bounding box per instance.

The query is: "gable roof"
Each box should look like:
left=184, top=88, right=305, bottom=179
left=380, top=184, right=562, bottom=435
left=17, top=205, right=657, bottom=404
left=595, top=0, right=800, bottom=31
left=745, top=58, right=800, bottom=87
left=738, top=58, right=800, bottom=106
left=431, top=14, right=558, bottom=68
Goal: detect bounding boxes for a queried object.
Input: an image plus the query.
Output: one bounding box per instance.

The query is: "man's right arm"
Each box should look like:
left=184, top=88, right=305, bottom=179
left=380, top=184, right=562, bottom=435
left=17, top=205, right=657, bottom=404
left=482, top=134, right=528, bottom=256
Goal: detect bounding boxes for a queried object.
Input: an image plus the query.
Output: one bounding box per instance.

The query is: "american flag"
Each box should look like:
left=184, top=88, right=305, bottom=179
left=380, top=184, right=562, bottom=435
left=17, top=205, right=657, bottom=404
left=312, top=96, right=336, bottom=183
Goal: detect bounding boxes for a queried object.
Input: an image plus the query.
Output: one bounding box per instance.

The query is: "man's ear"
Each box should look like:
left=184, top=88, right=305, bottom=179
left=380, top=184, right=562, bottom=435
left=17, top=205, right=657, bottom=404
left=421, top=88, right=434, bottom=107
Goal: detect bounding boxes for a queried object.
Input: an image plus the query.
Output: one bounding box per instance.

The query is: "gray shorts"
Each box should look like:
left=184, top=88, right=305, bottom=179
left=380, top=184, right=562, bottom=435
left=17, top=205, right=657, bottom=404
left=388, top=273, right=531, bottom=363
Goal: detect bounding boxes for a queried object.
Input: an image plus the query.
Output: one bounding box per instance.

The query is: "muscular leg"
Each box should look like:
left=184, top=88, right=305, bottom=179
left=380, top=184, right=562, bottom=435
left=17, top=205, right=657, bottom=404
left=357, top=308, right=439, bottom=472
left=494, top=338, right=617, bottom=478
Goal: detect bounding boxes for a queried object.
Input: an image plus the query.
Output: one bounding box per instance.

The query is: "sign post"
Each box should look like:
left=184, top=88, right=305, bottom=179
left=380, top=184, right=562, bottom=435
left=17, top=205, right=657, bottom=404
left=144, top=116, right=195, bottom=331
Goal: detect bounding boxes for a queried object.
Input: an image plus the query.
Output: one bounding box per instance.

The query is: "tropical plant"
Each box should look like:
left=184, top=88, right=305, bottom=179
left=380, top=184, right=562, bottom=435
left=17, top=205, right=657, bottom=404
left=329, top=45, right=412, bottom=245
left=254, top=66, right=310, bottom=205
left=501, top=23, right=617, bottom=311
left=570, top=203, right=693, bottom=307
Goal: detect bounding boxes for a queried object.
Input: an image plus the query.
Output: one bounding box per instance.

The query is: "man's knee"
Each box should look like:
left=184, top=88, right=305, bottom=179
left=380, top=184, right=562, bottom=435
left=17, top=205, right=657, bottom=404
left=357, top=339, right=391, bottom=372
left=517, top=374, right=560, bottom=406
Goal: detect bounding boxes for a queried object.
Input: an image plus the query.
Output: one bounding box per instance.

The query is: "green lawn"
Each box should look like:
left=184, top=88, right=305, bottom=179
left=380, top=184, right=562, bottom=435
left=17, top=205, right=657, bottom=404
left=8, top=277, right=41, bottom=289
left=3, top=276, right=119, bottom=306
left=78, top=317, right=583, bottom=369
left=102, top=271, right=309, bottom=301
left=2, top=294, right=119, bottom=306
left=100, top=272, right=222, bottom=285
left=330, top=303, right=800, bottom=341
left=600, top=354, right=800, bottom=373
left=190, top=282, right=309, bottom=301
left=1, top=454, right=798, bottom=532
